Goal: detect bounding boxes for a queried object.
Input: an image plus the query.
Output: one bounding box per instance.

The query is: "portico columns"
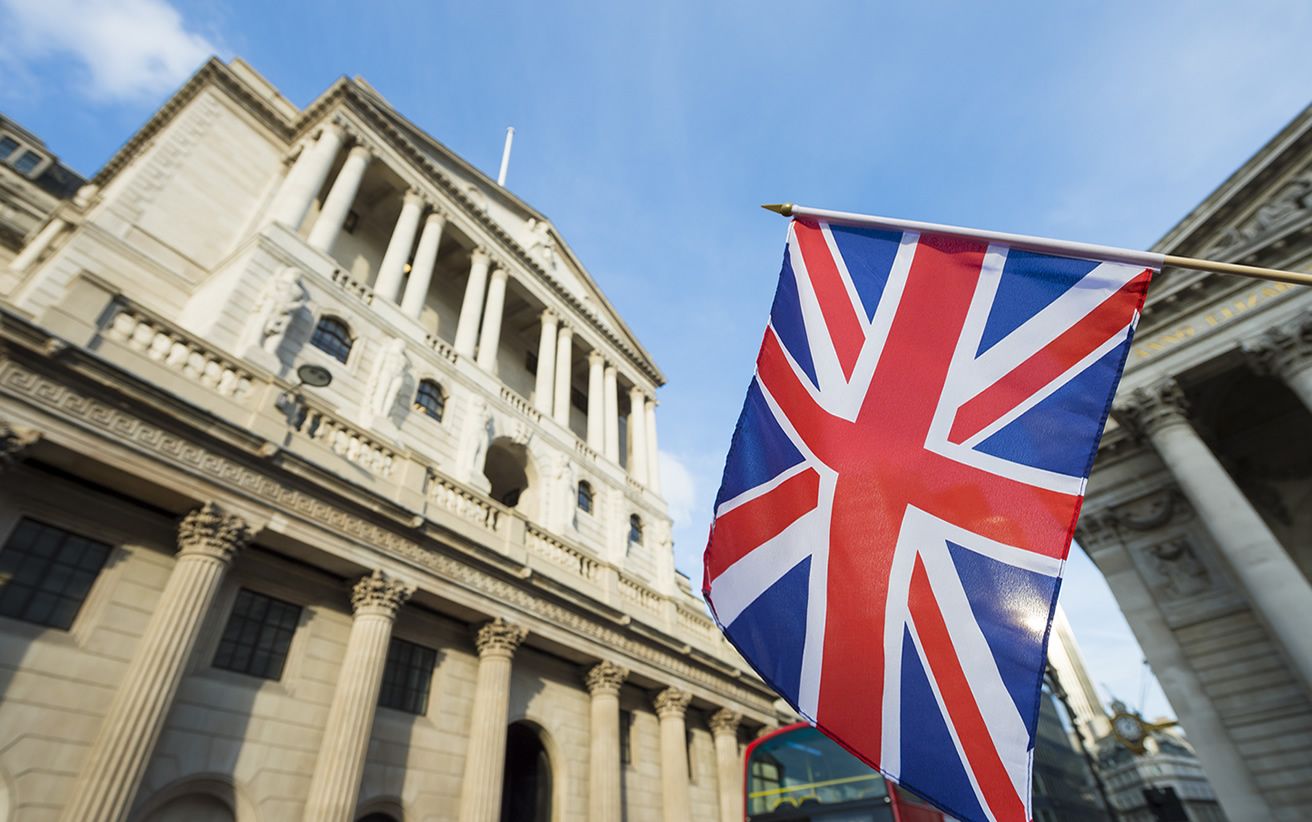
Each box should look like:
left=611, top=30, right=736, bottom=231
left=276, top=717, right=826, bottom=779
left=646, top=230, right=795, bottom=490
left=454, top=248, right=491, bottom=358
left=709, top=709, right=743, bottom=822
left=586, top=352, right=605, bottom=450
left=458, top=618, right=528, bottom=822
left=1243, top=311, right=1312, bottom=412
left=645, top=398, right=662, bottom=494
left=1116, top=380, right=1312, bottom=690
left=476, top=266, right=510, bottom=372
left=308, top=144, right=371, bottom=253
left=61, top=503, right=252, bottom=822
left=400, top=209, right=446, bottom=318
left=653, top=687, right=693, bottom=822
left=533, top=310, right=558, bottom=414
left=373, top=189, right=426, bottom=304
left=302, top=571, right=413, bottom=822
left=268, top=123, right=345, bottom=231
left=554, top=325, right=574, bottom=426
left=628, top=386, right=649, bottom=484
left=585, top=661, right=628, bottom=822
left=603, top=365, right=620, bottom=462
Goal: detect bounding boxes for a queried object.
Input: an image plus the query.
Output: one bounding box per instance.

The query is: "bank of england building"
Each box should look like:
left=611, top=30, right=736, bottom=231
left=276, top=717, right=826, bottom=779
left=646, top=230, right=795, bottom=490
left=0, top=58, right=778, bottom=821
left=1080, top=102, right=1312, bottom=821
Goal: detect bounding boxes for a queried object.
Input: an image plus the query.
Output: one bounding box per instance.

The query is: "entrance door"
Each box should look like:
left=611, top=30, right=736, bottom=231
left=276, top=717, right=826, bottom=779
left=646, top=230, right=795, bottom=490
left=500, top=722, right=552, bottom=822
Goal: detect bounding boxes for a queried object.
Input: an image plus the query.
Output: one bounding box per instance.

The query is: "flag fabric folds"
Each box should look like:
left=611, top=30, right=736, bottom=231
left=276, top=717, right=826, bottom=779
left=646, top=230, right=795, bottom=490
left=703, top=217, right=1153, bottom=822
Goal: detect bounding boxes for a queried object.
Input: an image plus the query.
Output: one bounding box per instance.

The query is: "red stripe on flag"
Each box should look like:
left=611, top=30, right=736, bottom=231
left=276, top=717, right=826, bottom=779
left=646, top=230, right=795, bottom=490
left=794, top=220, right=866, bottom=380
left=705, top=467, right=821, bottom=583
left=909, top=557, right=1027, bottom=822
left=949, top=270, right=1151, bottom=445
left=757, top=328, right=843, bottom=465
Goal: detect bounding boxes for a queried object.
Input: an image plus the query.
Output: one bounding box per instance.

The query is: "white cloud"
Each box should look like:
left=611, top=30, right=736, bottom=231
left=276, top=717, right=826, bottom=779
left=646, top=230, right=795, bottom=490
left=0, top=0, right=216, bottom=103
left=658, top=449, right=698, bottom=529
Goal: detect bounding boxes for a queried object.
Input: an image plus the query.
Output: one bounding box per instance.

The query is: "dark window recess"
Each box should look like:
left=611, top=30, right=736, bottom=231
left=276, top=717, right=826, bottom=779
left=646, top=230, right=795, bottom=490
left=378, top=636, right=437, bottom=715
left=0, top=136, right=18, bottom=160
left=620, top=709, right=633, bottom=765
left=577, top=481, right=594, bottom=513
left=525, top=350, right=538, bottom=375
left=0, top=518, right=111, bottom=630
left=628, top=514, right=643, bottom=545
left=414, top=380, right=446, bottom=422
left=570, top=387, right=587, bottom=412
left=310, top=317, right=353, bottom=363
left=212, top=589, right=301, bottom=680
left=12, top=150, right=42, bottom=175
left=343, top=210, right=360, bottom=233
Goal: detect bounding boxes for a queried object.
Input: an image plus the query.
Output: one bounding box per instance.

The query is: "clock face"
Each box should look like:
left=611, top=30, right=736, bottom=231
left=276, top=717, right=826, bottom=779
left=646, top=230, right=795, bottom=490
left=1114, top=714, right=1144, bottom=742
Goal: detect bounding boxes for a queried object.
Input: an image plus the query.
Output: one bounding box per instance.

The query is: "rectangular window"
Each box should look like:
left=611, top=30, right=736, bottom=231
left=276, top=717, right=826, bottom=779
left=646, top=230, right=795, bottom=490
left=212, top=589, right=301, bottom=680
left=0, top=135, right=18, bottom=160
left=620, top=709, right=633, bottom=765
left=12, top=150, right=42, bottom=176
left=378, top=636, right=437, bottom=715
left=0, top=518, right=111, bottom=630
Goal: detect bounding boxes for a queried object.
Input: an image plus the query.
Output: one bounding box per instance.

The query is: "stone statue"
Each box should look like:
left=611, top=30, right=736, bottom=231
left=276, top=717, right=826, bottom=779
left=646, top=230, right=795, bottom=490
left=525, top=218, right=558, bottom=271
left=1147, top=538, right=1210, bottom=600
left=366, top=338, right=409, bottom=424
left=462, top=397, right=494, bottom=486
left=252, top=266, right=308, bottom=356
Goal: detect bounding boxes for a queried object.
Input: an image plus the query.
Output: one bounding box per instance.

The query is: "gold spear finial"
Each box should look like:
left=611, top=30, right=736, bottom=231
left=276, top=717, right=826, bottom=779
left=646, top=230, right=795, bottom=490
left=761, top=203, right=794, bottom=216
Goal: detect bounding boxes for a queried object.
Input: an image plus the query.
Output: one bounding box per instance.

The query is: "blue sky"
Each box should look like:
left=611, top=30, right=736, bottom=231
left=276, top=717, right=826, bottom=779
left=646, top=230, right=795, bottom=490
left=5, top=0, right=1312, bottom=722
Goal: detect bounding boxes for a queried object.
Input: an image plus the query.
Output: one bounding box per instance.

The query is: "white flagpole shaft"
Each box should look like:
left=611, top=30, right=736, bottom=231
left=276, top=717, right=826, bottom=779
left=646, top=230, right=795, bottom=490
left=777, top=203, right=1312, bottom=287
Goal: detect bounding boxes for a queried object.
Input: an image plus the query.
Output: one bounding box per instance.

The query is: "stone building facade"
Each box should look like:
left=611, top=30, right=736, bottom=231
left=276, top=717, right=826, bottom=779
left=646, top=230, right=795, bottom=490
left=0, top=58, right=778, bottom=821
left=1078, top=101, right=1312, bottom=821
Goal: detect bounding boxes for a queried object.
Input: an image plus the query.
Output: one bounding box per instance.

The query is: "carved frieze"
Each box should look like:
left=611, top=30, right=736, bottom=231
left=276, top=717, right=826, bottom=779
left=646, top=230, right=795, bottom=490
left=1144, top=538, right=1211, bottom=601
left=1207, top=167, right=1312, bottom=255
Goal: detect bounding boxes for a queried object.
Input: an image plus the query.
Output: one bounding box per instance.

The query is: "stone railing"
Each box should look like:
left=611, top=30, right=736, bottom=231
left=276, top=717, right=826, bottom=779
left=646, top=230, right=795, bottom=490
left=619, top=574, right=663, bottom=614
left=575, top=440, right=599, bottom=462
left=626, top=476, right=643, bottom=494
left=677, top=604, right=718, bottom=639
left=427, top=472, right=502, bottom=532
left=330, top=268, right=375, bottom=305
left=103, top=304, right=256, bottom=401
left=499, top=386, right=542, bottom=424
left=292, top=404, right=396, bottom=477
left=424, top=333, right=458, bottom=364
left=526, top=524, right=599, bottom=582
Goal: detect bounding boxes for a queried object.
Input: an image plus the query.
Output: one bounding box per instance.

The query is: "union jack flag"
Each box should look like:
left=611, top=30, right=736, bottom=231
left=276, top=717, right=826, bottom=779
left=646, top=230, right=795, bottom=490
left=703, top=218, right=1152, bottom=822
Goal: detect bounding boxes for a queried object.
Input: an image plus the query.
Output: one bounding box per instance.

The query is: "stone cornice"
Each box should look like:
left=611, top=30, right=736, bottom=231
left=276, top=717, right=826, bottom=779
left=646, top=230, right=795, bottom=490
left=177, top=501, right=251, bottom=563
left=0, top=310, right=775, bottom=716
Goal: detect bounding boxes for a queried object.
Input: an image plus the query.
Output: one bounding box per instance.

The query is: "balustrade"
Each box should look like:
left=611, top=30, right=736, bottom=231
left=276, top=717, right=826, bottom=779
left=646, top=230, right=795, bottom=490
left=104, top=305, right=255, bottom=400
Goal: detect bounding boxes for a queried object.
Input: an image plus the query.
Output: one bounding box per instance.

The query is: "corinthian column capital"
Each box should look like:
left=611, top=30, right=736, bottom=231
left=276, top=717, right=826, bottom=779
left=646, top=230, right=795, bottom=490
left=350, top=569, right=414, bottom=618
left=474, top=617, right=527, bottom=659
left=585, top=660, right=629, bottom=697
left=0, top=421, right=41, bottom=471
left=709, top=708, right=741, bottom=737
left=1243, top=311, right=1312, bottom=379
left=177, top=502, right=251, bottom=563
left=653, top=687, right=692, bottom=718
left=1113, top=379, right=1190, bottom=438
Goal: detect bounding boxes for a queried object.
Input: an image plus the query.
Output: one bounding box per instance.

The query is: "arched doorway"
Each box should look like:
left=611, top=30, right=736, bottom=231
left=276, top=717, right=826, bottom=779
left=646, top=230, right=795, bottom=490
left=483, top=439, right=539, bottom=515
left=500, top=722, right=552, bottom=822
left=143, top=794, right=233, bottom=822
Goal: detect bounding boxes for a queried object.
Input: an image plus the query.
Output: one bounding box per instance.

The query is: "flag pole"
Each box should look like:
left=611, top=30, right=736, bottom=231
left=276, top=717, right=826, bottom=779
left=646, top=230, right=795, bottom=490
left=761, top=203, right=1312, bottom=287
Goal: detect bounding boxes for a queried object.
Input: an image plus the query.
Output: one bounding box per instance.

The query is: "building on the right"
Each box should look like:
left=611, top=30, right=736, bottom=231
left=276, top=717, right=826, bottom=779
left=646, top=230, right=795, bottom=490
left=1078, top=100, right=1312, bottom=822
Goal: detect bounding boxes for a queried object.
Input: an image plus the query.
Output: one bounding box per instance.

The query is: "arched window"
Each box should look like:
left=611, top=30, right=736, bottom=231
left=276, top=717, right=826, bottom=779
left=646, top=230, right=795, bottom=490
left=310, top=316, right=353, bottom=363
left=628, top=514, right=643, bottom=546
left=577, top=481, right=594, bottom=514
left=413, top=379, right=446, bottom=422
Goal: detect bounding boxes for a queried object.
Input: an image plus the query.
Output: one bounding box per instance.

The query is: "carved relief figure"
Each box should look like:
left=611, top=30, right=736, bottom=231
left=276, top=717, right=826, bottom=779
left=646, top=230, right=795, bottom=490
left=525, top=218, right=558, bottom=271
left=1147, top=538, right=1210, bottom=600
left=251, top=266, right=309, bottom=356
left=365, top=338, right=410, bottom=424
left=1211, top=167, right=1312, bottom=252
left=461, top=397, right=495, bottom=486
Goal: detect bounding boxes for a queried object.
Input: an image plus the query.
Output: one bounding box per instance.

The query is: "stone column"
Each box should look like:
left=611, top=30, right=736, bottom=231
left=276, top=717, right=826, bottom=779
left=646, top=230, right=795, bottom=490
left=400, top=209, right=446, bottom=319
left=533, top=310, right=558, bottom=414
left=307, top=144, right=371, bottom=254
left=475, top=266, right=510, bottom=373
left=645, top=397, right=662, bottom=495
left=373, top=189, right=426, bottom=304
left=1243, top=311, right=1312, bottom=412
left=709, top=709, right=742, bottom=822
left=302, top=570, right=413, bottom=822
left=454, top=248, right=491, bottom=358
left=586, top=352, right=605, bottom=450
left=553, top=324, right=574, bottom=427
left=1116, top=380, right=1312, bottom=690
left=458, top=618, right=528, bottom=822
left=268, top=123, right=345, bottom=231
left=8, top=216, right=66, bottom=273
left=60, top=503, right=252, bottom=822
left=653, top=687, right=693, bottom=822
left=628, top=386, right=649, bottom=484
left=584, top=661, right=628, bottom=822
left=603, top=365, right=620, bottom=462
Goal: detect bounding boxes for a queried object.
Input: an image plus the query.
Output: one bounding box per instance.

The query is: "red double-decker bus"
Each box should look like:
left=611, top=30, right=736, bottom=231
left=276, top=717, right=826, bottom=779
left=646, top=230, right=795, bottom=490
left=744, top=723, right=954, bottom=821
